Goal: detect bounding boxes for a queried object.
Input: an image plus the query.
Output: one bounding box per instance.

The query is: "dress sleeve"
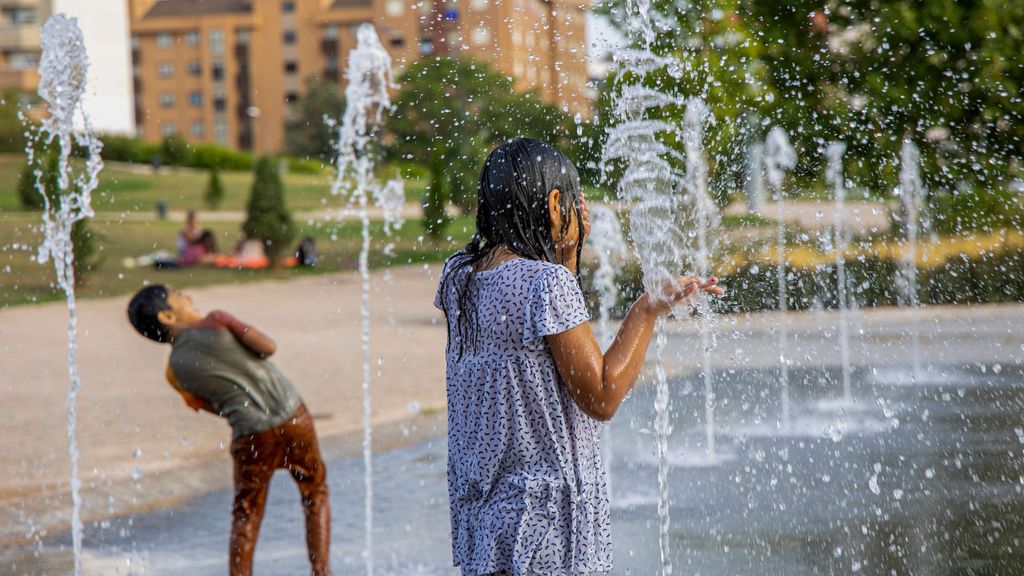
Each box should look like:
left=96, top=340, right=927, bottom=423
left=523, top=264, right=590, bottom=343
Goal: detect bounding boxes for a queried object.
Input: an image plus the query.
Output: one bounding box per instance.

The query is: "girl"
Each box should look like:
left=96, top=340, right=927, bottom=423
left=435, top=138, right=723, bottom=575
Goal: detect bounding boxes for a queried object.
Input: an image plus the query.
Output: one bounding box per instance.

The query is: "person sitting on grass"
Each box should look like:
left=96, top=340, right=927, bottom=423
left=127, top=285, right=333, bottom=576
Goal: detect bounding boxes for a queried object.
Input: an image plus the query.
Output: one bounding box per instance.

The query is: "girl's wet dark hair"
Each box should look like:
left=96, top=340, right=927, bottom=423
left=127, top=284, right=173, bottom=343
left=440, top=137, right=584, bottom=358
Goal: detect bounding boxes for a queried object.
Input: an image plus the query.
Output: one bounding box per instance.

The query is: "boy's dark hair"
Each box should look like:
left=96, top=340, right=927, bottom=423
left=440, top=138, right=584, bottom=359
left=127, top=285, right=173, bottom=343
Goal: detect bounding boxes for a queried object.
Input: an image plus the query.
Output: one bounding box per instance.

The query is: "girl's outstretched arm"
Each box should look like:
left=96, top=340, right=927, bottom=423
left=547, top=277, right=723, bottom=421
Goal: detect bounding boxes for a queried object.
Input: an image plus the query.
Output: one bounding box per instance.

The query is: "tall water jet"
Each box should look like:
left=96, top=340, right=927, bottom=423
left=899, top=139, right=924, bottom=380
left=601, top=26, right=684, bottom=576
left=680, top=99, right=720, bottom=456
left=826, top=142, right=853, bottom=402
left=764, top=127, right=796, bottom=428
left=585, top=203, right=628, bottom=499
left=327, top=24, right=403, bottom=576
left=746, top=141, right=765, bottom=215
left=587, top=203, right=629, bottom=350
left=21, top=15, right=104, bottom=576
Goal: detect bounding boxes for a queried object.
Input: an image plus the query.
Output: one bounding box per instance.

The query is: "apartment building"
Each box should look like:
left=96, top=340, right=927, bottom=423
left=130, top=0, right=590, bottom=154
left=0, top=0, right=52, bottom=92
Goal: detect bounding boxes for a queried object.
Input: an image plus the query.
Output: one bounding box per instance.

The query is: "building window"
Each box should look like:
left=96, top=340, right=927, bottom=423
left=189, top=91, right=203, bottom=107
left=214, top=120, right=229, bottom=144
left=210, top=28, right=225, bottom=54
left=284, top=61, right=298, bottom=74
left=283, top=30, right=297, bottom=45
left=185, top=30, right=200, bottom=47
left=158, top=62, right=174, bottom=77
left=213, top=94, right=227, bottom=112
left=188, top=61, right=202, bottom=76
left=470, top=0, right=487, bottom=9
left=161, top=122, right=177, bottom=136
left=160, top=92, right=175, bottom=108
left=131, top=35, right=140, bottom=50
left=236, top=28, right=251, bottom=45
left=191, top=120, right=205, bottom=137
left=471, top=27, right=489, bottom=46
left=8, top=52, right=39, bottom=70
left=10, top=8, right=37, bottom=25
left=211, top=61, right=225, bottom=82
left=282, top=1, right=295, bottom=13
left=156, top=33, right=173, bottom=49
left=390, top=35, right=406, bottom=48
left=386, top=0, right=404, bottom=16
left=324, top=25, right=339, bottom=40
left=285, top=92, right=300, bottom=104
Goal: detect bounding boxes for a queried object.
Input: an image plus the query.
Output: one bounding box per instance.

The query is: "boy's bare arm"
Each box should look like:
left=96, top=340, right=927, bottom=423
left=209, top=310, right=277, bottom=357
left=166, top=364, right=216, bottom=414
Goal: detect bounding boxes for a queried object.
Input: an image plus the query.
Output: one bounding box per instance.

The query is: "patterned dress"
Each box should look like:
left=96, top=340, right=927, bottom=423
left=435, top=256, right=613, bottom=576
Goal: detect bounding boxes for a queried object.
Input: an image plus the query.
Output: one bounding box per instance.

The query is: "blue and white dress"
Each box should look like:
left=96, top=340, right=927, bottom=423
left=435, top=255, right=612, bottom=576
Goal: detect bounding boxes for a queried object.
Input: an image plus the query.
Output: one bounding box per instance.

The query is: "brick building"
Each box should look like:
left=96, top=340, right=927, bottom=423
left=129, top=0, right=589, bottom=153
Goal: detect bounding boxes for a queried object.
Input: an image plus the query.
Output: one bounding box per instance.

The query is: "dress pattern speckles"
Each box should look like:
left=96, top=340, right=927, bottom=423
left=435, top=255, right=612, bottom=576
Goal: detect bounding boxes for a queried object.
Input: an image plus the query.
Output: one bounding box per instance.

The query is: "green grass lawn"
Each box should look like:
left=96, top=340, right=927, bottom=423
left=0, top=205, right=471, bottom=310
left=0, top=155, right=427, bottom=214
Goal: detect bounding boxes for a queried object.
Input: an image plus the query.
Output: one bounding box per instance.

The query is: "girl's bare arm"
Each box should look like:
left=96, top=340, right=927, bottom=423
left=547, top=277, right=723, bottom=421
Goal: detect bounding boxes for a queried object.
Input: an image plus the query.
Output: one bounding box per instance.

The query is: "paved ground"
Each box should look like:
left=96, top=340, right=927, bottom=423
left=0, top=264, right=450, bottom=546
left=3, top=256, right=1020, bottom=553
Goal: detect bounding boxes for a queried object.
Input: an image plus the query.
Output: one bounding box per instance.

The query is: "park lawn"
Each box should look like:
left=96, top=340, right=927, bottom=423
left=0, top=211, right=473, bottom=309
left=0, top=155, right=427, bottom=214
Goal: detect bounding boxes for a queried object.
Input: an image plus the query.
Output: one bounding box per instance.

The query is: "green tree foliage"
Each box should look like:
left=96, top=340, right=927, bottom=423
left=204, top=166, right=225, bottom=210
left=597, top=0, right=1023, bottom=207
left=243, top=157, right=295, bottom=260
left=160, top=134, right=191, bottom=166
left=17, top=160, right=42, bottom=209
left=0, top=89, right=29, bottom=153
left=18, top=151, right=97, bottom=285
left=285, top=76, right=346, bottom=162
left=390, top=57, right=568, bottom=238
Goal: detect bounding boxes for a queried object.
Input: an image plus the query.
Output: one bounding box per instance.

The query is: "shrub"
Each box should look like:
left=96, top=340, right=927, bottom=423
left=243, top=157, right=295, bottom=261
left=160, top=134, right=191, bottom=166
left=204, top=166, right=224, bottom=210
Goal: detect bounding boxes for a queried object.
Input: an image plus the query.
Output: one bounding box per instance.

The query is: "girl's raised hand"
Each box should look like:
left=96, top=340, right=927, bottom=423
left=644, top=276, right=725, bottom=316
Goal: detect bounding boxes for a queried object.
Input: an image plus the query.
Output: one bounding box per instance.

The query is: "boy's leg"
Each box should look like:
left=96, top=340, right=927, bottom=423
left=282, top=405, right=332, bottom=576
left=230, top=432, right=280, bottom=576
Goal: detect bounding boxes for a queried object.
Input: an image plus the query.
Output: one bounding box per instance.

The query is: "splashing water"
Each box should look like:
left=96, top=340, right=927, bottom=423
left=21, top=14, right=104, bottom=576
left=587, top=203, right=628, bottom=350
left=327, top=24, right=403, bottom=576
left=899, top=139, right=924, bottom=381
left=680, top=99, right=720, bottom=456
left=746, top=141, right=765, bottom=215
left=764, top=127, right=796, bottom=429
left=826, top=142, right=853, bottom=403
left=586, top=203, right=628, bottom=500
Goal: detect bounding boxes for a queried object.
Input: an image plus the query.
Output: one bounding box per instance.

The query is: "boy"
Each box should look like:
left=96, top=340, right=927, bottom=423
left=127, top=285, right=332, bottom=576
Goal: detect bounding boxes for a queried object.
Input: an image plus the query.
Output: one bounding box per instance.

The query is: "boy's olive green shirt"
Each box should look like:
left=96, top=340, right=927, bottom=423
left=169, top=312, right=302, bottom=438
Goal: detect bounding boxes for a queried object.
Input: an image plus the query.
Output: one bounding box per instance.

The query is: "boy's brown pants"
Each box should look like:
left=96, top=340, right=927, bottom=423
left=229, top=405, right=332, bottom=576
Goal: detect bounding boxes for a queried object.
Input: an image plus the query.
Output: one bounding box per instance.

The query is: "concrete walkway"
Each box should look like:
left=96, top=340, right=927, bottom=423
left=0, top=264, right=449, bottom=546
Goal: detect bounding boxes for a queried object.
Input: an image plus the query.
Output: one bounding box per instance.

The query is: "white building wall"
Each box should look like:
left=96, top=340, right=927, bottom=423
left=51, top=0, right=134, bottom=135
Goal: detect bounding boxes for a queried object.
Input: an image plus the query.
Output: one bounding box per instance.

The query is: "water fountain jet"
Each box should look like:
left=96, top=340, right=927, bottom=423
left=327, top=24, right=404, bottom=576
left=21, top=14, right=104, bottom=576
left=764, top=127, right=796, bottom=429
left=899, top=139, right=924, bottom=381
left=826, top=142, right=852, bottom=403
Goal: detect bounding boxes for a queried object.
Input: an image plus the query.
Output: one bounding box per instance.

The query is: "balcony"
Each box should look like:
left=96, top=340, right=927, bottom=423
left=0, top=25, right=40, bottom=50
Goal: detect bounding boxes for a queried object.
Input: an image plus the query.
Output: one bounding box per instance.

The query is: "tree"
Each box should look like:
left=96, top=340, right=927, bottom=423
left=0, top=89, right=29, bottom=153
left=285, top=76, right=345, bottom=162
left=17, top=160, right=42, bottom=209
left=390, top=56, right=568, bottom=238
left=204, top=166, right=224, bottom=209
left=18, top=150, right=97, bottom=285
left=160, top=134, right=190, bottom=166
left=243, top=157, right=295, bottom=261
